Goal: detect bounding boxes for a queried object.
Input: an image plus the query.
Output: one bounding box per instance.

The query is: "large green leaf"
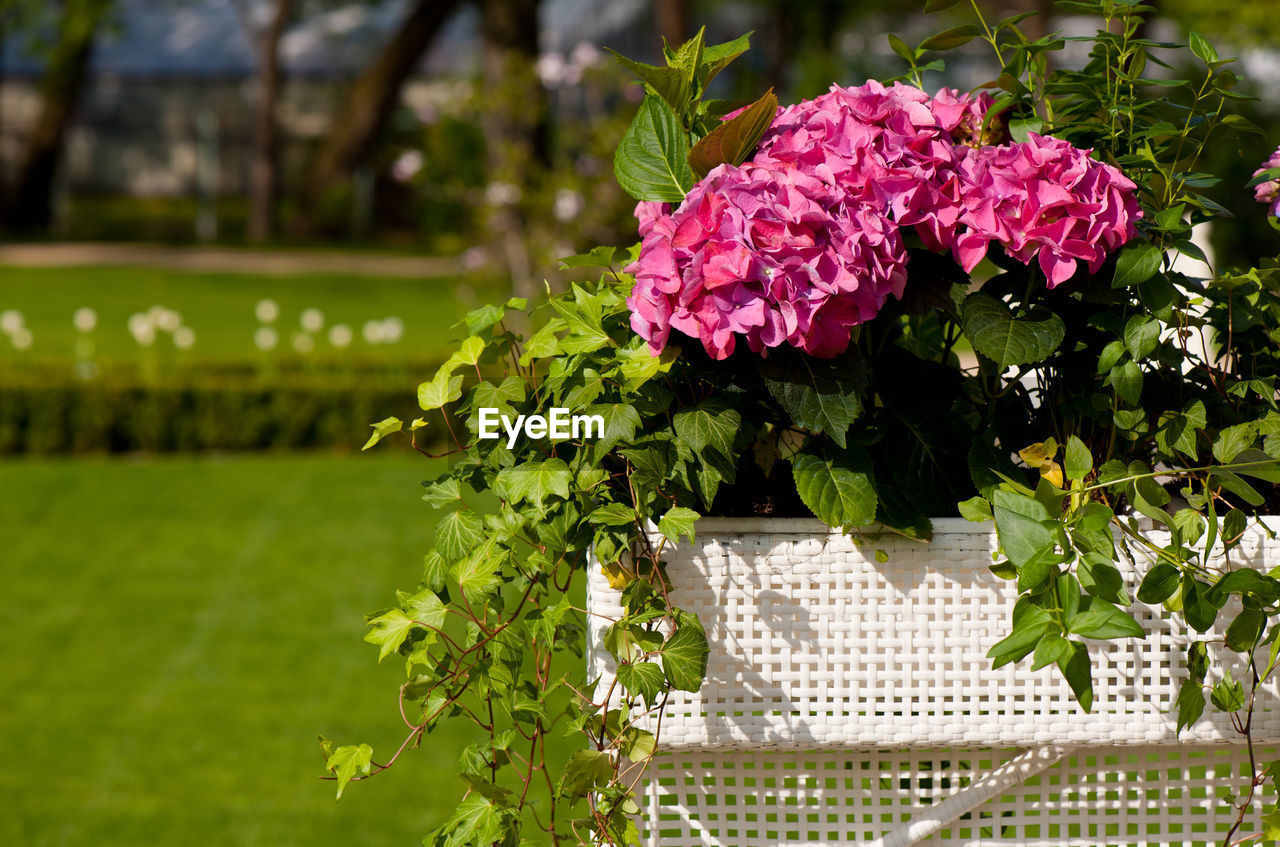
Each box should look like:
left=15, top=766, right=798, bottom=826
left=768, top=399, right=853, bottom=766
left=687, top=88, right=777, bottom=178
left=760, top=348, right=866, bottom=448
left=791, top=449, right=877, bottom=528
left=661, top=624, right=710, bottom=692
left=496, top=459, right=573, bottom=506
left=606, top=51, right=691, bottom=116
left=697, top=32, right=752, bottom=88
left=325, top=743, right=372, bottom=799
left=618, top=661, right=666, bottom=707
left=364, top=609, right=416, bottom=662
left=990, top=489, right=1055, bottom=569
left=673, top=400, right=740, bottom=456
left=960, top=292, right=1065, bottom=368
left=1066, top=599, right=1145, bottom=639
left=614, top=95, right=695, bottom=203
left=436, top=509, right=485, bottom=563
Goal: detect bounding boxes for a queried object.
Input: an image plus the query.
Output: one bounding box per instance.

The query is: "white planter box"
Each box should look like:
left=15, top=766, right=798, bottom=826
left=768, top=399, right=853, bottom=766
left=587, top=518, right=1280, bottom=846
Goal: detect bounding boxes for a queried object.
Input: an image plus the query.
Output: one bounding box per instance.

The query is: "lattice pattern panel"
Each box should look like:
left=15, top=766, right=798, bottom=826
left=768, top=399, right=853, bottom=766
left=637, top=746, right=1279, bottom=847
left=587, top=518, right=1280, bottom=750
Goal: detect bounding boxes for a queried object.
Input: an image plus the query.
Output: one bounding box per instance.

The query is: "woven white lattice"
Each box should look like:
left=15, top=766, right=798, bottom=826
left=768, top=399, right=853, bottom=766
left=636, top=745, right=1278, bottom=847
left=587, top=518, right=1280, bottom=751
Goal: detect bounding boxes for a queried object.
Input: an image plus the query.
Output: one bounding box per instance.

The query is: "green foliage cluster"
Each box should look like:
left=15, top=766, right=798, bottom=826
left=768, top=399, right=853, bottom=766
left=334, top=2, right=1280, bottom=843
left=0, top=365, right=430, bottom=454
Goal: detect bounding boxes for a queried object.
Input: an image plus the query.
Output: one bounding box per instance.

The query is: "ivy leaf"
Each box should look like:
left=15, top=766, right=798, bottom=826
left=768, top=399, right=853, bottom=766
left=590, top=502, right=636, bottom=526
left=617, top=661, right=666, bottom=708
left=362, top=416, right=402, bottom=451
left=451, top=540, right=504, bottom=598
left=420, top=477, right=463, bottom=509
left=584, top=403, right=641, bottom=455
left=661, top=623, right=710, bottom=692
left=620, top=727, right=657, bottom=763
left=550, top=284, right=611, bottom=354
left=436, top=509, right=485, bottom=563
left=1067, top=599, right=1145, bottom=639
left=325, top=743, right=373, bottom=799
left=657, top=506, right=700, bottom=544
left=561, top=749, right=615, bottom=797
left=422, top=551, right=449, bottom=593
left=364, top=609, right=415, bottom=662
left=418, top=371, right=464, bottom=412
left=961, top=292, right=1065, bottom=368
left=1211, top=674, right=1245, bottom=712
left=687, top=88, right=778, bottom=178
left=436, top=794, right=510, bottom=845
left=614, top=94, right=694, bottom=203
left=1175, top=678, right=1206, bottom=733
left=673, top=400, right=740, bottom=456
left=496, top=459, right=573, bottom=507
left=791, top=449, right=877, bottom=528
left=1112, top=241, right=1162, bottom=289
left=760, top=348, right=867, bottom=448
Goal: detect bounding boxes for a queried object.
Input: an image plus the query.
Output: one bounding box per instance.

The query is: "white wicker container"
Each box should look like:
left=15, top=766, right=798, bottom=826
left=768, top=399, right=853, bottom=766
left=587, top=518, right=1280, bottom=846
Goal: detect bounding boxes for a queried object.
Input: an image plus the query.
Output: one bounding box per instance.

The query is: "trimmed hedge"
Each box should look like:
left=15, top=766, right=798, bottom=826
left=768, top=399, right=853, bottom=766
left=0, top=367, right=436, bottom=454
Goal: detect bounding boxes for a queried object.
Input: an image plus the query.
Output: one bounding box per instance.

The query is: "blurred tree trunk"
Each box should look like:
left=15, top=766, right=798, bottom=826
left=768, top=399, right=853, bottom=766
left=292, top=0, right=463, bottom=235
left=2, top=0, right=107, bottom=232
left=478, top=0, right=547, bottom=300
left=247, top=0, right=294, bottom=242
left=654, top=0, right=689, bottom=48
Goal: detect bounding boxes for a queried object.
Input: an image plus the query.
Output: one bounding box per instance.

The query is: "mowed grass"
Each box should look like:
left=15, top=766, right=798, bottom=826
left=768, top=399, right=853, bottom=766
left=0, top=453, right=482, bottom=847
left=0, top=265, right=496, bottom=363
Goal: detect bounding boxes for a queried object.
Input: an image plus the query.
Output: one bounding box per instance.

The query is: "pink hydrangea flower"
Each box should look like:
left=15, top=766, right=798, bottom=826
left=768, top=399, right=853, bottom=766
left=627, top=163, right=906, bottom=359
left=946, top=133, right=1141, bottom=286
left=1254, top=146, right=1280, bottom=218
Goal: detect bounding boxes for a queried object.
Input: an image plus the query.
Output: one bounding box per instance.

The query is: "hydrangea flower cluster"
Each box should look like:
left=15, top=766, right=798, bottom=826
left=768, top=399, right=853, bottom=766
left=626, top=81, right=1141, bottom=360
left=1254, top=146, right=1280, bottom=219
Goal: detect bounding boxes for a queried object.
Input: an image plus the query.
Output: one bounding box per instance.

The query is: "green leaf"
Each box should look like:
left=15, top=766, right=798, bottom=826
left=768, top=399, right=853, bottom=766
left=614, top=95, right=695, bottom=203
left=923, top=0, right=962, bottom=10
left=991, top=488, right=1055, bottom=569
left=436, top=793, right=510, bottom=845
left=562, top=749, right=614, bottom=797
left=420, top=477, right=463, bottom=508
left=987, top=604, right=1053, bottom=668
left=791, top=449, right=878, bottom=528
left=1175, top=678, right=1205, bottom=733
left=1009, top=116, right=1043, bottom=144
left=1112, top=241, right=1162, bottom=289
left=760, top=348, right=867, bottom=449
left=325, top=743, right=373, bottom=799
left=1057, top=640, right=1094, bottom=712
left=673, top=400, right=740, bottom=456
left=657, top=506, right=700, bottom=544
left=418, top=371, right=464, bottom=412
left=1183, top=578, right=1219, bottom=633
left=1189, top=31, right=1218, bottom=65
left=496, top=459, right=573, bottom=507
left=1137, top=562, right=1180, bottom=603
left=1211, top=569, right=1280, bottom=603
left=550, top=284, right=611, bottom=354
left=447, top=336, right=486, bottom=368
left=422, top=551, right=448, bottom=593
left=1078, top=555, right=1130, bottom=605
left=607, top=51, right=691, bottom=114
left=590, top=502, right=636, bottom=527
left=687, top=88, right=778, bottom=178
left=558, top=245, right=622, bottom=270
left=1064, top=435, right=1092, bottom=482
left=436, top=509, right=485, bottom=563
left=1067, top=599, right=1144, bottom=639
left=1031, top=632, right=1073, bottom=670
left=1261, top=810, right=1280, bottom=840
left=362, top=416, right=402, bottom=451
left=919, top=24, right=980, bottom=51
left=617, top=661, right=666, bottom=708
left=614, top=342, right=678, bottom=390
left=1110, top=360, right=1144, bottom=405
left=698, top=32, right=752, bottom=88
left=958, top=496, right=992, bottom=523
left=661, top=623, right=710, bottom=692
left=1211, top=674, right=1245, bottom=712
left=1123, top=315, right=1160, bottom=361
left=1225, top=607, right=1265, bottom=652
left=620, top=727, right=657, bottom=763
left=450, top=540, right=504, bottom=598
left=960, top=292, right=1065, bottom=368
left=364, top=609, right=415, bottom=662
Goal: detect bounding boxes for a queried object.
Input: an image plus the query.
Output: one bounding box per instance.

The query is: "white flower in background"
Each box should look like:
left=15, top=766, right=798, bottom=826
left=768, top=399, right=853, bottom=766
left=127, top=312, right=149, bottom=336
left=362, top=319, right=384, bottom=345
left=300, top=307, right=324, bottom=334
left=132, top=322, right=156, bottom=347
left=416, top=102, right=440, bottom=126
left=391, top=150, right=425, bottom=183
left=146, top=305, right=166, bottom=327
left=553, top=188, right=584, bottom=222
left=255, top=298, right=279, bottom=324
left=1, top=310, right=23, bottom=334
left=536, top=51, right=566, bottom=87
left=254, top=326, right=278, bottom=351
left=173, top=326, right=196, bottom=350
left=460, top=247, right=487, bottom=270
left=570, top=42, right=602, bottom=70
left=485, top=181, right=521, bottom=207
left=381, top=316, right=404, bottom=344
left=73, top=307, right=98, bottom=333
left=292, top=332, right=314, bottom=354
left=328, top=324, right=353, bottom=349
left=156, top=308, right=182, bottom=334
left=11, top=327, right=32, bottom=351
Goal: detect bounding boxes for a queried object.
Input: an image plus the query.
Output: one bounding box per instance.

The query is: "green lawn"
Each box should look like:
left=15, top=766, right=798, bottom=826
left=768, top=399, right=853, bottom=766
left=0, top=453, right=483, bottom=847
left=0, top=265, right=495, bottom=364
